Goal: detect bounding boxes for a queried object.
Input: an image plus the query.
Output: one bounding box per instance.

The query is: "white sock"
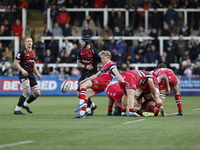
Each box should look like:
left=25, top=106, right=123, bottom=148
left=15, top=106, right=21, bottom=111
left=80, top=110, right=85, bottom=115
left=79, top=99, right=85, bottom=104
left=90, top=102, right=96, bottom=108
left=23, top=101, right=29, bottom=107
left=86, top=108, right=91, bottom=114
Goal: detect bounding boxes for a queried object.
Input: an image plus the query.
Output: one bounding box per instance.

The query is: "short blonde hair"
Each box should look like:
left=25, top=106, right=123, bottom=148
left=100, top=50, right=111, bottom=58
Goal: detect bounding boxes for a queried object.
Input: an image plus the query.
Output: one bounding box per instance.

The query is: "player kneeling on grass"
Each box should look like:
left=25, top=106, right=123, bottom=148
left=73, top=50, right=128, bottom=118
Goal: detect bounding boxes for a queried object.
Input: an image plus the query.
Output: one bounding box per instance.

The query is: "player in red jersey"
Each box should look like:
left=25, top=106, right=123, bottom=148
left=152, top=63, right=183, bottom=115
left=118, top=70, right=164, bottom=117
left=106, top=82, right=123, bottom=116
left=73, top=50, right=128, bottom=118
left=13, top=37, right=42, bottom=115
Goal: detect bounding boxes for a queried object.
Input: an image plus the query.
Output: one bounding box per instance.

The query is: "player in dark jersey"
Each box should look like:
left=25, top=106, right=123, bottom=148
left=77, top=36, right=101, bottom=116
left=13, top=37, right=42, bottom=115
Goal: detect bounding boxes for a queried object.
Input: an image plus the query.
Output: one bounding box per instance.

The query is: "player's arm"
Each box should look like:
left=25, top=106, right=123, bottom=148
left=112, top=68, right=129, bottom=85
left=33, top=62, right=42, bottom=80
left=13, top=59, right=28, bottom=76
left=77, top=59, right=85, bottom=69
left=158, top=74, right=170, bottom=94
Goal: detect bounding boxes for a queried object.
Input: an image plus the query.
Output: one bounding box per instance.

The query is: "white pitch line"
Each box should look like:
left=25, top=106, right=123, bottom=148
left=166, top=112, right=177, bottom=116
left=0, top=141, right=34, bottom=149
left=193, top=108, right=200, bottom=110
left=122, top=119, right=145, bottom=124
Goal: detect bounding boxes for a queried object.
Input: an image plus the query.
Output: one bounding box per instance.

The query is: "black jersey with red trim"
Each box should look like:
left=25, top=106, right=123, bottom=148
left=77, top=47, right=100, bottom=73
left=15, top=48, right=36, bottom=73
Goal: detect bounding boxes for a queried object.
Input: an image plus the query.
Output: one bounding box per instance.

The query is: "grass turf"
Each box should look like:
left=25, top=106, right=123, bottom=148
left=0, top=96, right=200, bottom=150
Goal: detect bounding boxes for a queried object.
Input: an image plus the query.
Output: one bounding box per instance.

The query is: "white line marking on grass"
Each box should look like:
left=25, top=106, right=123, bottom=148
left=193, top=108, right=200, bottom=110
left=0, top=141, right=33, bottom=149
left=122, top=119, right=145, bottom=124
left=166, top=112, right=177, bottom=116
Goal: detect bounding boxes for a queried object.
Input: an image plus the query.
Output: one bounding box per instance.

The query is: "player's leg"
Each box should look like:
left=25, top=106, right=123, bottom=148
left=107, top=98, right=114, bottom=116
left=73, top=89, right=95, bottom=118
left=172, top=85, right=183, bottom=115
left=74, top=79, right=93, bottom=112
left=126, top=89, right=140, bottom=117
left=14, top=79, right=31, bottom=115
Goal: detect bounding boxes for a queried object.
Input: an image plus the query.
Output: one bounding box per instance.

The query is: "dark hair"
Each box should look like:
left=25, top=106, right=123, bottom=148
left=158, top=63, right=167, bottom=68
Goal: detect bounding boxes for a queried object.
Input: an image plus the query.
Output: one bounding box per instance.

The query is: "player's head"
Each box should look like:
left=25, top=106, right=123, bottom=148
left=80, top=36, right=91, bottom=48
left=158, top=63, right=167, bottom=68
left=100, top=50, right=112, bottom=64
left=24, top=37, right=33, bottom=49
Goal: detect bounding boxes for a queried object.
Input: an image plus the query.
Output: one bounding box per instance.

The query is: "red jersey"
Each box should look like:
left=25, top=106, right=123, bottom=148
left=153, top=68, right=179, bottom=88
left=119, top=70, right=152, bottom=90
left=91, top=61, right=117, bottom=94
left=106, top=82, right=123, bottom=106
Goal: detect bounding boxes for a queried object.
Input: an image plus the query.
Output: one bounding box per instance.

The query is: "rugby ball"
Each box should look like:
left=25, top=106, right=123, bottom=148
left=61, top=80, right=72, bottom=93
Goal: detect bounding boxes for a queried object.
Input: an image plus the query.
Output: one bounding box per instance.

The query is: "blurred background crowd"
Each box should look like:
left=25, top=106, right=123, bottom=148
left=0, top=0, right=200, bottom=78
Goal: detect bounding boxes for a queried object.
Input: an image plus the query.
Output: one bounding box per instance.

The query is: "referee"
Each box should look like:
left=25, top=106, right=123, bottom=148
left=77, top=36, right=101, bottom=116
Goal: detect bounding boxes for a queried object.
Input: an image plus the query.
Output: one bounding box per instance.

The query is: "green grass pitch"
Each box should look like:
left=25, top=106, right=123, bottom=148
left=0, top=95, right=200, bottom=150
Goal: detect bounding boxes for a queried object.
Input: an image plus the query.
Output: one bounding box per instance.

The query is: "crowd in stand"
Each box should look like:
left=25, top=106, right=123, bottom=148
left=1, top=0, right=200, bottom=78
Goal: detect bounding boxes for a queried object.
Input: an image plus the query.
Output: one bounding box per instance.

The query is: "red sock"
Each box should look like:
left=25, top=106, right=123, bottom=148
left=157, top=102, right=163, bottom=108
left=175, top=94, right=182, bottom=112
left=108, top=105, right=113, bottom=111
left=122, top=108, right=126, bottom=112
left=129, top=108, right=134, bottom=112
left=80, top=88, right=87, bottom=102
left=81, top=107, right=86, bottom=111
left=149, top=105, right=160, bottom=113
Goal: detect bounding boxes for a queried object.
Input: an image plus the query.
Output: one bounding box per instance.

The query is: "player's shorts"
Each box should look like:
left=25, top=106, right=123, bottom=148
left=159, top=75, right=179, bottom=90
left=19, top=73, right=38, bottom=87
left=77, top=72, right=96, bottom=91
left=91, top=78, right=108, bottom=94
left=118, top=73, right=136, bottom=91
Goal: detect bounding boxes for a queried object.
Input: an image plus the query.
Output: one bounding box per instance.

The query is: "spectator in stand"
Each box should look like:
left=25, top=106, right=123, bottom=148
left=134, top=42, right=145, bottom=59
left=42, top=27, right=52, bottom=36
left=107, top=9, right=116, bottom=31
left=33, top=37, right=45, bottom=62
left=52, top=22, right=63, bottom=36
left=100, top=25, right=113, bottom=38
left=93, top=0, right=105, bottom=28
left=175, top=35, right=188, bottom=63
left=145, top=45, right=161, bottom=64
left=72, top=26, right=81, bottom=37
left=132, top=54, right=145, bottom=64
left=1, top=47, right=13, bottom=64
left=43, top=49, right=55, bottom=63
left=58, top=66, right=65, bottom=80
left=58, top=47, right=68, bottom=63
left=192, top=0, right=200, bottom=30
left=62, top=23, right=72, bottom=37
left=82, top=15, right=96, bottom=32
left=179, top=23, right=191, bottom=36
left=123, top=26, right=134, bottom=54
left=161, top=24, right=171, bottom=36
left=104, top=39, right=115, bottom=54
left=64, top=66, right=71, bottom=77
left=42, top=63, right=50, bottom=75
left=113, top=26, right=122, bottom=36
left=95, top=37, right=105, bottom=51
left=150, top=8, right=162, bottom=29
left=114, top=11, right=125, bottom=31
left=149, top=28, right=159, bottom=49
left=82, top=24, right=93, bottom=37
left=192, top=63, right=200, bottom=76
left=115, top=38, right=125, bottom=63
left=18, top=0, right=28, bottom=9
left=188, top=38, right=198, bottom=63
left=182, top=0, right=192, bottom=29
left=50, top=4, right=59, bottom=24
left=164, top=5, right=178, bottom=27
left=145, top=39, right=153, bottom=53
left=77, top=0, right=91, bottom=26
left=164, top=36, right=177, bottom=64
left=184, top=64, right=193, bottom=77
left=71, top=67, right=80, bottom=76
left=3, top=19, right=12, bottom=32
left=2, top=8, right=14, bottom=26
left=0, top=25, right=11, bottom=47
left=42, top=0, right=50, bottom=23
left=46, top=36, right=59, bottom=60
left=56, top=5, right=71, bottom=29
left=62, top=39, right=74, bottom=56
left=12, top=19, right=23, bottom=41
left=68, top=43, right=78, bottom=63
left=136, top=26, right=147, bottom=37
